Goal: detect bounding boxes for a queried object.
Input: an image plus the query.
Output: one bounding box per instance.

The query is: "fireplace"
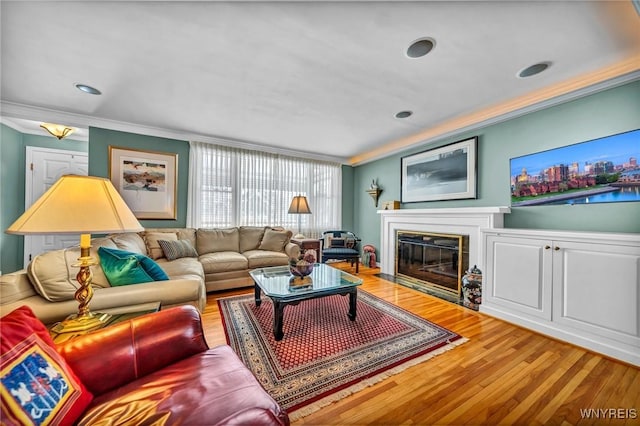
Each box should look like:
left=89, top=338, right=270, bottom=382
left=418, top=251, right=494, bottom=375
left=378, top=207, right=509, bottom=303
left=396, top=231, right=469, bottom=297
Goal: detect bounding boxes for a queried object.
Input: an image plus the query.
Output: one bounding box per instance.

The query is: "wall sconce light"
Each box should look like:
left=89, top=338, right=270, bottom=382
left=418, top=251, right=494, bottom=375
left=366, top=179, right=383, bottom=207
left=40, top=123, right=76, bottom=140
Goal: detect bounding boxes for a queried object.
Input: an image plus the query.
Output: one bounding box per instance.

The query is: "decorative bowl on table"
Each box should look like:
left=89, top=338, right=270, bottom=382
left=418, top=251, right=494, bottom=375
left=290, top=260, right=314, bottom=278
left=289, top=249, right=317, bottom=287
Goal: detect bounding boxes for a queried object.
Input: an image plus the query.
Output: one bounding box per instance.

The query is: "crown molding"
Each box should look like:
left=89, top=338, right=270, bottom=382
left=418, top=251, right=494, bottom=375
left=0, top=116, right=89, bottom=142
left=0, top=117, right=36, bottom=135
left=0, top=102, right=350, bottom=165
left=349, top=58, right=640, bottom=166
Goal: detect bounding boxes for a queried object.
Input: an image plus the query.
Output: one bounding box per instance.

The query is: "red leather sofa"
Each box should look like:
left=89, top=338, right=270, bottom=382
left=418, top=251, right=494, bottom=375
left=57, top=305, right=289, bottom=425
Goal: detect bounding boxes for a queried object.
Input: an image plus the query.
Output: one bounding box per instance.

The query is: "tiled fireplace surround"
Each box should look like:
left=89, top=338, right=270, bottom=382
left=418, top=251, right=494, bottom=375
left=378, top=206, right=510, bottom=282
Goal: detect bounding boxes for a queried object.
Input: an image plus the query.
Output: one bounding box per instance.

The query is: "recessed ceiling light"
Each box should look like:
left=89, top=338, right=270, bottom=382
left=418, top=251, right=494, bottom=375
left=395, top=111, right=413, bottom=119
left=406, top=38, right=435, bottom=58
left=517, top=62, right=551, bottom=78
left=75, top=83, right=102, bottom=95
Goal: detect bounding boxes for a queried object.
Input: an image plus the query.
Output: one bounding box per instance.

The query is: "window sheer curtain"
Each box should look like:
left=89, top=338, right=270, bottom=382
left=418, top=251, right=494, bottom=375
left=187, top=141, right=341, bottom=238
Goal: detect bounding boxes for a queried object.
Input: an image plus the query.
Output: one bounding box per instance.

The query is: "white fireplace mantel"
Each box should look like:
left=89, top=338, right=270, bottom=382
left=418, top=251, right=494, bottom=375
left=378, top=206, right=510, bottom=275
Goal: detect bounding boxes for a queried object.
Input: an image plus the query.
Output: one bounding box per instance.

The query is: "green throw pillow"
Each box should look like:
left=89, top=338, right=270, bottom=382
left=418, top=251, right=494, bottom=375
left=98, top=247, right=169, bottom=286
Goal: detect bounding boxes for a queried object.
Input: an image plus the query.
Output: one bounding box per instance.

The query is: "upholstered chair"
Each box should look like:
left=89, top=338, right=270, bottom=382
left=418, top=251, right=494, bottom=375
left=319, top=230, right=361, bottom=273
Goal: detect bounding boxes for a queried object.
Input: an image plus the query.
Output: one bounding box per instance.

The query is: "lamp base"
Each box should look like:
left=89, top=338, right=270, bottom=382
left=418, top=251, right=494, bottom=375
left=50, top=312, right=112, bottom=334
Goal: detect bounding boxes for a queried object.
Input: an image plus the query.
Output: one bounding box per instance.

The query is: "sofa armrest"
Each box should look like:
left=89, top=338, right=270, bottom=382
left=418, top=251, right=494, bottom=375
left=284, top=242, right=300, bottom=259
left=0, top=269, right=37, bottom=305
left=57, top=305, right=209, bottom=396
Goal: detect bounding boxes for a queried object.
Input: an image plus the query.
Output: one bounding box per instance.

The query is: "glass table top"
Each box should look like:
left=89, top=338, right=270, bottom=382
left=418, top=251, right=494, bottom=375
left=250, top=263, right=362, bottom=298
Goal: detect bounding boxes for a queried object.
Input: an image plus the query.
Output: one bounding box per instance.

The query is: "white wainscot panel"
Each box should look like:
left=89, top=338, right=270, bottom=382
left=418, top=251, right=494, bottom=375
left=485, top=235, right=552, bottom=321
left=557, top=247, right=640, bottom=339
left=494, top=243, right=545, bottom=310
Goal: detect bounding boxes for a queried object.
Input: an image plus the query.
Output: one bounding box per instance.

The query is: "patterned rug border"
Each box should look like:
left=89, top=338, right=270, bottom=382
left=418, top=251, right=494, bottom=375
left=218, top=290, right=468, bottom=421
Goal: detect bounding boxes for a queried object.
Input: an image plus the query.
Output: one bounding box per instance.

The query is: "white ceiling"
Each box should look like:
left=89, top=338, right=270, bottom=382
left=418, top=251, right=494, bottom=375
left=2, top=1, right=640, bottom=164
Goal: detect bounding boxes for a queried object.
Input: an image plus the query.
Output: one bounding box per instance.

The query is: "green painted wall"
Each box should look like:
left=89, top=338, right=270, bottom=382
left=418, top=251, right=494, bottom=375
left=0, top=124, right=89, bottom=273
left=341, top=165, right=355, bottom=230
left=353, top=81, right=640, bottom=251
left=88, top=127, right=190, bottom=228
left=1, top=125, right=23, bottom=275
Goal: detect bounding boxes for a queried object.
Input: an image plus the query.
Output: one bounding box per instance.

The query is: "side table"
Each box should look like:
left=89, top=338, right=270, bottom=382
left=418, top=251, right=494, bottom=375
left=291, top=238, right=320, bottom=262
left=48, top=301, right=161, bottom=344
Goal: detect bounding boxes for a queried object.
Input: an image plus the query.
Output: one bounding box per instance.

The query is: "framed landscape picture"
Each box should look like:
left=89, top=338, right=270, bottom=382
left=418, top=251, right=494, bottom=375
left=401, top=137, right=478, bottom=203
left=109, top=146, right=177, bottom=219
left=510, top=129, right=640, bottom=207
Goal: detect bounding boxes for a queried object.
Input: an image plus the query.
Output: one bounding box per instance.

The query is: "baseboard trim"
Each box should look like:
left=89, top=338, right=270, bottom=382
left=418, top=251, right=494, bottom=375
left=480, top=304, right=640, bottom=367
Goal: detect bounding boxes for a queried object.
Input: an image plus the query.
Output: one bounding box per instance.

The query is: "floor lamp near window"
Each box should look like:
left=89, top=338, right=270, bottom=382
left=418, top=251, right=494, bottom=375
left=6, top=175, right=144, bottom=333
left=288, top=195, right=311, bottom=239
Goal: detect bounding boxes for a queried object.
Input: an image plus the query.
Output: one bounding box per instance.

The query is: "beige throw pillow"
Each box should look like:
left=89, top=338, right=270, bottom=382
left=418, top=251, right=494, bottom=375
left=258, top=228, right=292, bottom=252
left=110, top=232, right=147, bottom=255
left=145, top=232, right=178, bottom=259
left=27, top=238, right=115, bottom=301
left=239, top=226, right=266, bottom=253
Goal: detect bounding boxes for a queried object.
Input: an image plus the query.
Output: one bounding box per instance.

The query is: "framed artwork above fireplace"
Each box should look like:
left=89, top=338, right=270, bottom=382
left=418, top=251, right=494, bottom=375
left=401, top=137, right=478, bottom=203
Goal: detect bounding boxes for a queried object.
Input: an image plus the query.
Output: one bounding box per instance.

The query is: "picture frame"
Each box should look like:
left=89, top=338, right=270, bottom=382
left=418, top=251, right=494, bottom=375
left=109, top=146, right=177, bottom=219
left=401, top=137, right=477, bottom=203
left=510, top=128, right=640, bottom=207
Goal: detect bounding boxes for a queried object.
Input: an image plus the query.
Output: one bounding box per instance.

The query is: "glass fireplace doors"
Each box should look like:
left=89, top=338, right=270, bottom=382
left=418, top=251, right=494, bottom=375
left=395, top=231, right=469, bottom=297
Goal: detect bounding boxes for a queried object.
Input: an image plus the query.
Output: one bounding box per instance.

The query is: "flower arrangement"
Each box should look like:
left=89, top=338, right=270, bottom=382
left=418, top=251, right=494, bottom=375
left=289, top=249, right=317, bottom=278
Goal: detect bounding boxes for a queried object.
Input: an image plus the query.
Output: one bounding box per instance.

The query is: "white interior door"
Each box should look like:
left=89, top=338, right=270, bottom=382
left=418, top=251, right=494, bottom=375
left=23, top=147, right=88, bottom=267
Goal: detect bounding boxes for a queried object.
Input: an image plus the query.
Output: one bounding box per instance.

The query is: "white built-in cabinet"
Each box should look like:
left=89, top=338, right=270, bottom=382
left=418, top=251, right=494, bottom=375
left=481, top=228, right=640, bottom=366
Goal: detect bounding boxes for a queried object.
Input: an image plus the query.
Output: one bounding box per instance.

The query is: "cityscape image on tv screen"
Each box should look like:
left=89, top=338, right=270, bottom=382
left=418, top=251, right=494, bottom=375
left=510, top=129, right=640, bottom=206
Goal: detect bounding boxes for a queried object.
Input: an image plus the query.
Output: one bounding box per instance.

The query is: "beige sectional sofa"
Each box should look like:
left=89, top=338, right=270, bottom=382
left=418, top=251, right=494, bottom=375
left=0, top=226, right=299, bottom=324
left=145, top=226, right=299, bottom=291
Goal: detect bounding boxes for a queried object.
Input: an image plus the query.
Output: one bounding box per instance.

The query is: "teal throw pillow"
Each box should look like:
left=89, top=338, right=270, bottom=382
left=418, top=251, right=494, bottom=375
left=98, top=246, right=169, bottom=286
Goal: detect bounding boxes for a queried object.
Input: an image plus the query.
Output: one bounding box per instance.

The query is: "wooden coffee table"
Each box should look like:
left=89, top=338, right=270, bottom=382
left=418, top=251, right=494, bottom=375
left=250, top=264, right=363, bottom=341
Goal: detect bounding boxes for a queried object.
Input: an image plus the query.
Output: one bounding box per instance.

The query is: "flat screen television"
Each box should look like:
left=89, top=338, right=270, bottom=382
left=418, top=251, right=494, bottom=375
left=510, top=129, right=640, bottom=207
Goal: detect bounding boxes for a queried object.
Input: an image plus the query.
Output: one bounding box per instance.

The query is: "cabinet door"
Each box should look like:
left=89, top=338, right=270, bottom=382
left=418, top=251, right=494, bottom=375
left=484, top=235, right=552, bottom=320
left=552, top=240, right=640, bottom=346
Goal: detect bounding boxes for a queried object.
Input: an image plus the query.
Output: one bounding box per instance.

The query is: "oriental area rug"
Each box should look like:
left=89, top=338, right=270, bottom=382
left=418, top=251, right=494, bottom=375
left=218, top=290, right=467, bottom=420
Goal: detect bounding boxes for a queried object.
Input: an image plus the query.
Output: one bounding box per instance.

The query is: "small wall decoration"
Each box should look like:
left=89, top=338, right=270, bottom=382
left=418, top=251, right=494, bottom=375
left=401, top=137, right=478, bottom=203
left=510, top=129, right=640, bottom=207
left=109, top=146, right=177, bottom=219
left=365, top=179, right=383, bottom=207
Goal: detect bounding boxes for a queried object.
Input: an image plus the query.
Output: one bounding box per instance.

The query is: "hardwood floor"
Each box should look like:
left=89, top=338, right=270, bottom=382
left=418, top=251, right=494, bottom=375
left=200, top=263, right=640, bottom=425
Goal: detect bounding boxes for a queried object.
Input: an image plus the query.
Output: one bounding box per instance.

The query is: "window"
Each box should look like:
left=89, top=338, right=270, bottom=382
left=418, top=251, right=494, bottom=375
left=188, top=142, right=341, bottom=237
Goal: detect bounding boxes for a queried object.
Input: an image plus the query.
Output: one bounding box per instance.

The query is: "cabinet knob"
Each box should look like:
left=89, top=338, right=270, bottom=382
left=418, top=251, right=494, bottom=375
left=554, top=246, right=560, bottom=251
left=544, top=245, right=551, bottom=250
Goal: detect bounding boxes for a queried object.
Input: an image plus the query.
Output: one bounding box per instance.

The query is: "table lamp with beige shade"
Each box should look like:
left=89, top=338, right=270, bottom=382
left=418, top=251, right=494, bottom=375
left=288, top=195, right=311, bottom=239
left=6, top=175, right=144, bottom=332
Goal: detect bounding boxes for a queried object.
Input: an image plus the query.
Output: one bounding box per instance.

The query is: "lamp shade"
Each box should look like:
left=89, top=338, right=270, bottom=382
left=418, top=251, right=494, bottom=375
left=288, top=195, right=311, bottom=214
left=6, top=175, right=144, bottom=235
